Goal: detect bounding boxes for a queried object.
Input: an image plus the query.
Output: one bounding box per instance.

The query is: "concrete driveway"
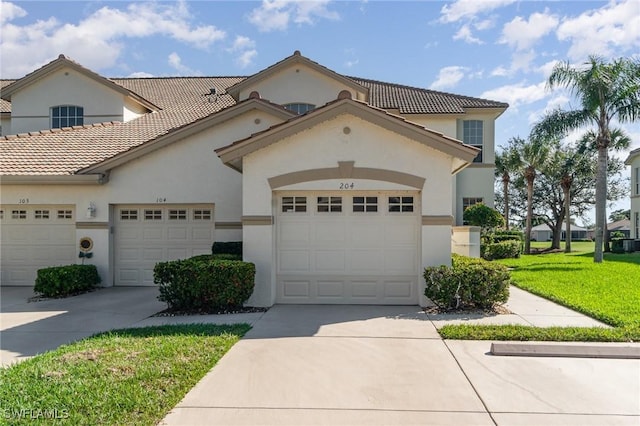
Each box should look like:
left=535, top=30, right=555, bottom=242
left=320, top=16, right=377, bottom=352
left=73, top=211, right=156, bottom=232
left=0, top=286, right=165, bottom=365
left=161, top=305, right=640, bottom=426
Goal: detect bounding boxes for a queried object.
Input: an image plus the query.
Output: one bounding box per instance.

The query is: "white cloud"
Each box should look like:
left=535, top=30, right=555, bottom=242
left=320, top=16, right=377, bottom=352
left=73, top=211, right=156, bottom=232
left=480, top=81, right=547, bottom=109
left=474, top=18, right=495, bottom=30
left=127, top=71, right=155, bottom=78
left=168, top=52, right=195, bottom=75
left=248, top=0, right=339, bottom=32
left=453, top=24, right=483, bottom=44
left=429, top=66, right=468, bottom=90
left=499, top=9, right=559, bottom=51
left=228, top=36, right=257, bottom=69
left=439, top=0, right=516, bottom=23
left=537, top=59, right=561, bottom=79
left=557, top=0, right=640, bottom=61
left=491, top=66, right=509, bottom=77
left=0, top=1, right=226, bottom=78
left=0, top=2, right=26, bottom=24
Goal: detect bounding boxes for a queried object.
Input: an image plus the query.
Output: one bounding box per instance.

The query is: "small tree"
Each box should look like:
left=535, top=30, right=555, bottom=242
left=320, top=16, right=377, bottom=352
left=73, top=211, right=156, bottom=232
left=463, top=203, right=505, bottom=232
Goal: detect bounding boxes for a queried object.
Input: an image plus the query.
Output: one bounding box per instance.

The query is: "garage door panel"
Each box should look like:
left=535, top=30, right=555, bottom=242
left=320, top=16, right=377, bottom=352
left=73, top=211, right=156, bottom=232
left=317, top=280, right=344, bottom=297
left=279, top=250, right=310, bottom=273
left=276, top=192, right=419, bottom=304
left=114, top=204, right=214, bottom=286
left=282, top=280, right=310, bottom=297
left=350, top=249, right=384, bottom=272
left=1, top=205, right=76, bottom=286
left=351, top=281, right=379, bottom=298
left=315, top=250, right=346, bottom=272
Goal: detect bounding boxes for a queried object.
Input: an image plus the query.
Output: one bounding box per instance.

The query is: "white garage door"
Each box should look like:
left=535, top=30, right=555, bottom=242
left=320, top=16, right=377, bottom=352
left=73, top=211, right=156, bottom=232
left=276, top=192, right=420, bottom=304
left=114, top=204, right=214, bottom=286
left=0, top=205, right=76, bottom=286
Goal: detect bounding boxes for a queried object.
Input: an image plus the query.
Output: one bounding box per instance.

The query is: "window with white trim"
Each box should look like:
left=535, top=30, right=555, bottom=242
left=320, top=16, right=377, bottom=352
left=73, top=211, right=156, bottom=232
left=144, top=209, right=162, bottom=220
left=120, top=209, right=138, bottom=220
left=635, top=212, right=639, bottom=239
left=34, top=210, right=50, bottom=219
left=388, top=196, right=414, bottom=213
left=12, top=210, right=27, bottom=219
left=57, top=210, right=73, bottom=219
left=283, top=103, right=315, bottom=115
left=51, top=105, right=84, bottom=128
left=353, top=196, right=378, bottom=212
left=282, top=197, right=307, bottom=213
left=317, top=196, right=342, bottom=213
left=169, top=209, right=187, bottom=220
left=193, top=209, right=212, bottom=220
left=635, top=167, right=639, bottom=196
left=463, top=197, right=484, bottom=211
left=463, top=120, right=483, bottom=163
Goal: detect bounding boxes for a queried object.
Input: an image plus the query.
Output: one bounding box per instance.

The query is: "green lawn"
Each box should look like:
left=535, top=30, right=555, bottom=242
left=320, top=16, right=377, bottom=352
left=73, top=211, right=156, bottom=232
left=0, top=324, right=250, bottom=426
left=439, top=244, right=640, bottom=342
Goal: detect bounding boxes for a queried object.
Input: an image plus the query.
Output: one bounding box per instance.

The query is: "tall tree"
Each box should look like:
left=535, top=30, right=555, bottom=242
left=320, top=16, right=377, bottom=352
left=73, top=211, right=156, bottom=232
left=514, top=137, right=551, bottom=254
left=531, top=56, right=640, bottom=263
left=577, top=127, right=632, bottom=252
left=494, top=140, right=522, bottom=230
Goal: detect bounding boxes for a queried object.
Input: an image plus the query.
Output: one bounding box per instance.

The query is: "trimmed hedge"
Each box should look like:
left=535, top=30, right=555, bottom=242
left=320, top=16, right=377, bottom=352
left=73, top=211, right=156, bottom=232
left=154, top=256, right=255, bottom=311
left=424, top=254, right=510, bottom=310
left=482, top=240, right=522, bottom=261
left=212, top=241, right=242, bottom=257
left=34, top=264, right=101, bottom=298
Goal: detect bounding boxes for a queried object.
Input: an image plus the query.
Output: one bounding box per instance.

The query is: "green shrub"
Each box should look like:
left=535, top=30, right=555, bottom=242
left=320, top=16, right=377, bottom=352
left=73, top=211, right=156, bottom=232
left=34, top=264, right=101, bottom=298
left=482, top=240, right=522, bottom=260
left=424, top=254, right=510, bottom=310
left=463, top=203, right=504, bottom=230
left=492, top=230, right=524, bottom=243
left=212, top=241, right=242, bottom=256
left=154, top=256, right=255, bottom=311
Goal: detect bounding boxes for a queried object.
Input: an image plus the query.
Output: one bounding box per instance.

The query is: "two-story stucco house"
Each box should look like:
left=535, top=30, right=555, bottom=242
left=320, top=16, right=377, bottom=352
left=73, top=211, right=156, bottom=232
left=0, top=51, right=507, bottom=306
left=626, top=148, right=640, bottom=243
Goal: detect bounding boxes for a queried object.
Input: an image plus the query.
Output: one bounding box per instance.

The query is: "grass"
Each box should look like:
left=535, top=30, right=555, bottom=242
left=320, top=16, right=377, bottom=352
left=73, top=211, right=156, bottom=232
left=439, top=243, right=640, bottom=342
left=0, top=323, right=250, bottom=425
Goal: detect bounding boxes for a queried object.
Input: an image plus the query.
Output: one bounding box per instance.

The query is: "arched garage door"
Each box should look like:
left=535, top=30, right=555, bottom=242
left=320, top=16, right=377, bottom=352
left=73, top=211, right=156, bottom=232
left=114, top=204, right=214, bottom=286
left=0, top=205, right=76, bottom=286
left=276, top=192, right=420, bottom=304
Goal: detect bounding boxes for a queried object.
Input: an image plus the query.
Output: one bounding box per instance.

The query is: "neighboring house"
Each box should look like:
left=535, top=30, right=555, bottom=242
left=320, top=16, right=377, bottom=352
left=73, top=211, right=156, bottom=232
left=626, top=148, right=640, bottom=241
left=530, top=223, right=589, bottom=242
left=0, top=51, right=507, bottom=306
left=607, top=219, right=631, bottom=239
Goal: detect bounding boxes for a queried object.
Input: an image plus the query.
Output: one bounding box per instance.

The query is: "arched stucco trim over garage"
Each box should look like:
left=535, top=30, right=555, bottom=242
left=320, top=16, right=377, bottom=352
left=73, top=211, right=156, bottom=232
left=268, top=161, right=426, bottom=189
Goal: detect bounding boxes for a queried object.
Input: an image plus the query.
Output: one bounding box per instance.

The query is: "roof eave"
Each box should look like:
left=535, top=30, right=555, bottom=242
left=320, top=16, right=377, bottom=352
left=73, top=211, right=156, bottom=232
left=0, top=174, right=108, bottom=185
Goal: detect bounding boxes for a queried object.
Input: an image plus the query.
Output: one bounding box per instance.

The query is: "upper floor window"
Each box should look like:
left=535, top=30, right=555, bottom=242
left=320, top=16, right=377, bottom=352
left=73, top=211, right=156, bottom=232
left=51, top=105, right=84, bottom=129
left=283, top=103, right=315, bottom=115
left=463, top=120, right=483, bottom=163
left=635, top=167, right=639, bottom=196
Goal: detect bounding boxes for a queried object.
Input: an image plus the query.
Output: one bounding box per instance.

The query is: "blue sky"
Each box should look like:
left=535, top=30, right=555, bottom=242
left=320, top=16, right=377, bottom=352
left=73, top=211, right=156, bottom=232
left=1, top=0, right=639, bottom=221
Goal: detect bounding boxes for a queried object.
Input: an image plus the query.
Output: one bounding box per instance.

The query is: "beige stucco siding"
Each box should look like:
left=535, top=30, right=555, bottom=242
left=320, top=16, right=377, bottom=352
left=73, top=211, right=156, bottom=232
left=10, top=67, right=130, bottom=134
left=239, top=64, right=361, bottom=107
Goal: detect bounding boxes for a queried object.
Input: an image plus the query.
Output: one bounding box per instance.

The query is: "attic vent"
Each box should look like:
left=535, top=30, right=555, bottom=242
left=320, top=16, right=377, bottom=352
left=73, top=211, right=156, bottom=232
left=209, top=87, right=217, bottom=95
left=249, top=91, right=261, bottom=99
left=338, top=90, right=352, bottom=100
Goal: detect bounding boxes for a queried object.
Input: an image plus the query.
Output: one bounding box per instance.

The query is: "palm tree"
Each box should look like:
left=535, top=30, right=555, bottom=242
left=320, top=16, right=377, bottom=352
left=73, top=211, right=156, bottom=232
left=531, top=56, right=640, bottom=263
left=514, top=137, right=551, bottom=254
left=577, top=127, right=632, bottom=252
left=494, top=139, right=522, bottom=230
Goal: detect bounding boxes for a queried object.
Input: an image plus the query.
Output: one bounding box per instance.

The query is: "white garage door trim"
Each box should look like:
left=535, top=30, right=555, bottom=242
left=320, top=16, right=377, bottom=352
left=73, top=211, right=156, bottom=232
left=276, top=191, right=420, bottom=304
left=113, top=204, right=214, bottom=286
left=0, top=205, right=76, bottom=286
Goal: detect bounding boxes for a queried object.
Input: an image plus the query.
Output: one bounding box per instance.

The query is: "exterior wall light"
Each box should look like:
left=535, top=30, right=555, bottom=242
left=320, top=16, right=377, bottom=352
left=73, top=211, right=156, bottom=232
left=86, top=202, right=96, bottom=218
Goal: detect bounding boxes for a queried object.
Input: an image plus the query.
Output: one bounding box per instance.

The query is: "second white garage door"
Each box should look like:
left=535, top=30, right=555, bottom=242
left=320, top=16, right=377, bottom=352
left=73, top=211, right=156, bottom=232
left=114, top=204, right=214, bottom=286
left=276, top=192, right=420, bottom=304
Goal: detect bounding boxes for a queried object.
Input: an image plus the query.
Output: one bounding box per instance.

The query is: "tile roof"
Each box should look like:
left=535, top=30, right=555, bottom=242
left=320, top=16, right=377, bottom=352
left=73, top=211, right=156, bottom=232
left=0, top=72, right=507, bottom=176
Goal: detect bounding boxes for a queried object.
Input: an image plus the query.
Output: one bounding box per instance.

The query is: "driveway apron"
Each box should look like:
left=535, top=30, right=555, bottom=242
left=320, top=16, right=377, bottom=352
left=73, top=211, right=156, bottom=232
left=161, top=305, right=494, bottom=426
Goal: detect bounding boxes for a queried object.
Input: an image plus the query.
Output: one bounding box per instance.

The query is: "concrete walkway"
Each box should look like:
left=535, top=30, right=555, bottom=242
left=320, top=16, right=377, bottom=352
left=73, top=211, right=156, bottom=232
left=2, top=286, right=639, bottom=425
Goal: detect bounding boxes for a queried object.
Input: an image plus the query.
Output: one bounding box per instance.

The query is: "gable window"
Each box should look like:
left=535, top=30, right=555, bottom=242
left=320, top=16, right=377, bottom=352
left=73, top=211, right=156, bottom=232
left=51, top=105, right=84, bottom=128
left=283, top=103, right=315, bottom=115
left=463, top=120, right=483, bottom=163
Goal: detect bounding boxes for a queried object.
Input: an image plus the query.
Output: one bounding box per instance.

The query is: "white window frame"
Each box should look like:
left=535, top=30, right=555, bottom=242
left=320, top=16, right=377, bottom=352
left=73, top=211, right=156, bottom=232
left=281, top=196, right=307, bottom=213
left=388, top=196, right=414, bottom=213
left=317, top=196, right=343, bottom=213
left=463, top=120, right=483, bottom=163
left=51, top=105, right=84, bottom=129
